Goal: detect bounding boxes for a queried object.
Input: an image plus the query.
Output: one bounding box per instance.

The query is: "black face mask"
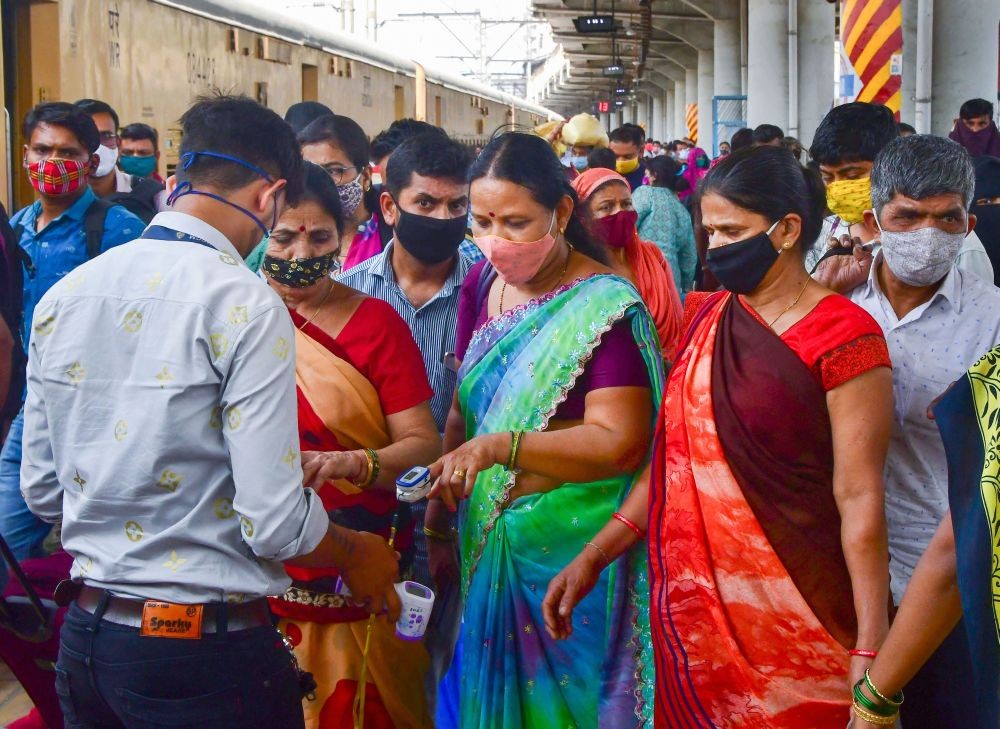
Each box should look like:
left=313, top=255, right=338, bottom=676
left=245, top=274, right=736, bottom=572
left=705, top=220, right=781, bottom=294
left=394, top=206, right=468, bottom=264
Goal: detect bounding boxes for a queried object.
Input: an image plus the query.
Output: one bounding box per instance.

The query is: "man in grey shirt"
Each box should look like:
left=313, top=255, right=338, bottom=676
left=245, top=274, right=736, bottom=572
left=21, top=95, right=400, bottom=727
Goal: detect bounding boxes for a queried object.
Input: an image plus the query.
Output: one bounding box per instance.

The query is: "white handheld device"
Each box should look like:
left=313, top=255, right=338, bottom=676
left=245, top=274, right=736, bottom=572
left=394, top=580, right=436, bottom=641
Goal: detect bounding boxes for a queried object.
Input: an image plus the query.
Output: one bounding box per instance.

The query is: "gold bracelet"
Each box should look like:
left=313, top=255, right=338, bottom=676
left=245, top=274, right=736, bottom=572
left=506, top=430, right=524, bottom=472
left=584, top=541, right=610, bottom=566
left=423, top=526, right=458, bottom=543
left=852, top=701, right=897, bottom=726
left=365, top=448, right=380, bottom=486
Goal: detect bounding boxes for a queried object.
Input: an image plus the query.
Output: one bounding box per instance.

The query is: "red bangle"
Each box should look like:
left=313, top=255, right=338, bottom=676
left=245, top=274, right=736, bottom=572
left=612, top=512, right=645, bottom=538
left=850, top=649, right=878, bottom=658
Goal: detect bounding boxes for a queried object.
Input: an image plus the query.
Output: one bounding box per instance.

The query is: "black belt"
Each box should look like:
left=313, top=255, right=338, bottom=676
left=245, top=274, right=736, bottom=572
left=75, top=585, right=272, bottom=634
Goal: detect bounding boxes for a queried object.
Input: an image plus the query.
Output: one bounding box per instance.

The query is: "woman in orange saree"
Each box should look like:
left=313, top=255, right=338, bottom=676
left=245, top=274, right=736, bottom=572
left=546, top=147, right=895, bottom=728
left=261, top=163, right=441, bottom=729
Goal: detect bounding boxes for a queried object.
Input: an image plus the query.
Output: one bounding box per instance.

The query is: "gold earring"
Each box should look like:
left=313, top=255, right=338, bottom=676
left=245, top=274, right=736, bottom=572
left=782, top=240, right=794, bottom=250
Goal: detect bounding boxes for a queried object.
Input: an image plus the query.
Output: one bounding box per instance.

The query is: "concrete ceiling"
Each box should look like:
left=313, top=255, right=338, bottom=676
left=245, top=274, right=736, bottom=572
left=531, top=0, right=714, bottom=116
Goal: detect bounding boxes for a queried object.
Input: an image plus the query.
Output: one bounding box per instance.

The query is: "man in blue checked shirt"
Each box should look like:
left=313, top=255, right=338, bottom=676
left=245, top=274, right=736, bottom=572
left=0, top=102, right=143, bottom=577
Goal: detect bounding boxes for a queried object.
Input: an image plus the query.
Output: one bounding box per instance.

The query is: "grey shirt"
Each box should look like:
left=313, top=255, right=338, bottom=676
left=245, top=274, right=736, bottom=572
left=21, top=211, right=328, bottom=603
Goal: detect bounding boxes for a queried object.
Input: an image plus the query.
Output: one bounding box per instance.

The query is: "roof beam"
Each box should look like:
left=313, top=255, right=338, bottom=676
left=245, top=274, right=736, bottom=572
left=532, top=7, right=712, bottom=22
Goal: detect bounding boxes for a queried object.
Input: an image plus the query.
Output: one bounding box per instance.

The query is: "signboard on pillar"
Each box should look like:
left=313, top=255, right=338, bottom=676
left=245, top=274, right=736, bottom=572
left=840, top=0, right=903, bottom=118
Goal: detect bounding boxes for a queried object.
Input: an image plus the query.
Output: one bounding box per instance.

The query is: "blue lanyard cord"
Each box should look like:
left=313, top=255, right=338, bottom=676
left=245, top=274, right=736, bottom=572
left=141, top=224, right=216, bottom=250
left=179, top=151, right=275, bottom=182
left=165, top=182, right=273, bottom=236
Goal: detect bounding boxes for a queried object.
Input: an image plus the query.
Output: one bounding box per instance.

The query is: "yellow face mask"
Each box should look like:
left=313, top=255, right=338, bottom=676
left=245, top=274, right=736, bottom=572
left=825, top=177, right=872, bottom=224
left=616, top=157, right=640, bottom=176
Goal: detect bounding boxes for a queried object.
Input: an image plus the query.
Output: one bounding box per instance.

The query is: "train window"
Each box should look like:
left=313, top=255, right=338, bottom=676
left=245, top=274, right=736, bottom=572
left=229, top=29, right=237, bottom=52
left=434, top=96, right=442, bottom=126
left=346, top=61, right=354, bottom=79
left=258, top=37, right=292, bottom=64
left=476, top=119, right=484, bottom=135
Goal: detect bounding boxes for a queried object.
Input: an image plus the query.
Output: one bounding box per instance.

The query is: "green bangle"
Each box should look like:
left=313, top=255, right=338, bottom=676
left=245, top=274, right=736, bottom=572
left=865, top=668, right=904, bottom=707
left=506, top=431, right=524, bottom=472
left=363, top=448, right=380, bottom=487
left=852, top=681, right=898, bottom=718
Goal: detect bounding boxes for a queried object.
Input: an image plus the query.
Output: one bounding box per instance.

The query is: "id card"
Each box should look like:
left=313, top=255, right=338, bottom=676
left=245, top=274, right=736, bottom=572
left=140, top=601, right=203, bottom=640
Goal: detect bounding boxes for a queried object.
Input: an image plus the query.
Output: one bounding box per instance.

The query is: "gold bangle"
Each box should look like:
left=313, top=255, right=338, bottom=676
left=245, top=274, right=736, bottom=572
left=365, top=448, right=380, bottom=486
left=506, top=430, right=524, bottom=472
left=852, top=701, right=897, bottom=726
left=351, top=449, right=374, bottom=488
left=423, top=526, right=458, bottom=543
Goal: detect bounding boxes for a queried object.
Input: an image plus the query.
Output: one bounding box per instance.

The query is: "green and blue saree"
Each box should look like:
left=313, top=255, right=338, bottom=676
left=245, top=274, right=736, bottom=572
left=456, top=274, right=664, bottom=729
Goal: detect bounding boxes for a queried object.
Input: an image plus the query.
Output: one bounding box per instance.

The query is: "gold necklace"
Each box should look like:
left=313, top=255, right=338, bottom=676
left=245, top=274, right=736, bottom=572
left=499, top=243, right=574, bottom=313
left=767, top=277, right=811, bottom=329
left=297, top=277, right=335, bottom=331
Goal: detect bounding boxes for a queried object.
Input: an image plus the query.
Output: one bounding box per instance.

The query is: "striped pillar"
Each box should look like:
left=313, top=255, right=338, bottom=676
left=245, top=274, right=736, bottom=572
left=841, top=0, right=903, bottom=116
left=686, top=103, right=698, bottom=144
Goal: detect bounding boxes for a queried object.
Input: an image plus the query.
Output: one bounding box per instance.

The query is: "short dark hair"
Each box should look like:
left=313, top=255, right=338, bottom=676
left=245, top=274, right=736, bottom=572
left=284, top=101, right=333, bottom=135
left=959, top=98, right=994, bottom=120
left=23, top=102, right=100, bottom=154
left=809, top=102, right=898, bottom=166
left=470, top=132, right=607, bottom=264
left=371, top=119, right=446, bottom=163
left=385, top=133, right=470, bottom=198
left=645, top=155, right=681, bottom=191
left=178, top=94, right=304, bottom=204
left=120, top=122, right=159, bottom=151
left=700, top=145, right=826, bottom=251
left=296, top=161, right=346, bottom=236
left=297, top=114, right=370, bottom=169
left=897, top=122, right=916, bottom=135
left=730, top=128, right=754, bottom=151
left=74, top=99, right=120, bottom=130
left=752, top=124, right=785, bottom=145
left=587, top=147, right=617, bottom=171
left=609, top=123, right=645, bottom=148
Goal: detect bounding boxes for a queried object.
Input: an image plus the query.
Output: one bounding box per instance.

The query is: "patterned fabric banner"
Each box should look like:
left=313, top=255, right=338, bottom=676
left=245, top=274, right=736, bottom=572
left=841, top=0, right=903, bottom=116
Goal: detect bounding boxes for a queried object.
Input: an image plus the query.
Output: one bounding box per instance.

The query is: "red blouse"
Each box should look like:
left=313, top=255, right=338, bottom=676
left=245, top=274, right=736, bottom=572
left=684, top=292, right=891, bottom=391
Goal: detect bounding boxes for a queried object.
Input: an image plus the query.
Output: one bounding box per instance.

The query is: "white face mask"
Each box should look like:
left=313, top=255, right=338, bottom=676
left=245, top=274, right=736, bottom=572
left=875, top=214, right=965, bottom=286
left=94, top=144, right=119, bottom=177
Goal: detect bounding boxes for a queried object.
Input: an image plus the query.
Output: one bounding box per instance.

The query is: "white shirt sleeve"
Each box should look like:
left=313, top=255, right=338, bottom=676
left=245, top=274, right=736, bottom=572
left=20, top=307, right=62, bottom=524
left=222, top=306, right=328, bottom=562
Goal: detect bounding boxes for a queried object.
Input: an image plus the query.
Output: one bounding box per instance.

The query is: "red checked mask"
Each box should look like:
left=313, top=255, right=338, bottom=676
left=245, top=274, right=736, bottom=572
left=25, top=157, right=91, bottom=195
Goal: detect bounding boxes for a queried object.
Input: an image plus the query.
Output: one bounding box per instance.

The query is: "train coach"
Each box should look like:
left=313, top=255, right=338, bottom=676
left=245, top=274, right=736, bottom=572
left=0, top=0, right=560, bottom=209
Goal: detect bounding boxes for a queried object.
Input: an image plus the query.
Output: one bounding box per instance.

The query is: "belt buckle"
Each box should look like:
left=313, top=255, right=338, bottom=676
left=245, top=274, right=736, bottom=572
left=139, top=601, right=204, bottom=640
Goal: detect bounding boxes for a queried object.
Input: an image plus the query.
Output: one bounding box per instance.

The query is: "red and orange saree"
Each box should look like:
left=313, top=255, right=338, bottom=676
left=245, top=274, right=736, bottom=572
left=648, top=292, right=890, bottom=728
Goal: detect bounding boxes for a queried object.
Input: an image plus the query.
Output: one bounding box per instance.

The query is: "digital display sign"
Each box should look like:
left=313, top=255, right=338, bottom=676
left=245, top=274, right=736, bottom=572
left=572, top=15, right=615, bottom=33
left=597, top=100, right=610, bottom=113
left=603, top=64, right=625, bottom=77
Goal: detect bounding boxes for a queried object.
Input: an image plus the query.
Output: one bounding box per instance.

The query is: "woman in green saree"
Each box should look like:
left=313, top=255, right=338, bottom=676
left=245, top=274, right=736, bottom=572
left=425, top=132, right=665, bottom=728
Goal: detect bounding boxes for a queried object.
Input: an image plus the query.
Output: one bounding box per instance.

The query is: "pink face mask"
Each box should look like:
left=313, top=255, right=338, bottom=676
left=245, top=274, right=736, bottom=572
left=474, top=212, right=559, bottom=285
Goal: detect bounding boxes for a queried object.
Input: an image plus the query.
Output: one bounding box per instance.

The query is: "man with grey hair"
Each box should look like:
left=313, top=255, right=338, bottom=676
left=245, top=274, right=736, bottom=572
left=847, top=134, right=1000, bottom=727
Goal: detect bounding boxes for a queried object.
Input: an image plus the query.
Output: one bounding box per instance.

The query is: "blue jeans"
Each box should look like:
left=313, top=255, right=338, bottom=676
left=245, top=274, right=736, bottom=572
left=0, top=410, right=51, bottom=592
left=56, top=600, right=305, bottom=728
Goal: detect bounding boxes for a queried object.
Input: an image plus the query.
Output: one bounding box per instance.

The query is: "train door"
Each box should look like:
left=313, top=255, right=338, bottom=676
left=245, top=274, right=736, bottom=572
left=4, top=0, right=62, bottom=211
left=302, top=63, right=318, bottom=102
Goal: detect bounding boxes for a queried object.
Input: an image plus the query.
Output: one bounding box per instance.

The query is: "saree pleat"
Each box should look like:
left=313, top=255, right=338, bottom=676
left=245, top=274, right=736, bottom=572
left=649, top=293, right=851, bottom=729
left=457, top=274, right=665, bottom=729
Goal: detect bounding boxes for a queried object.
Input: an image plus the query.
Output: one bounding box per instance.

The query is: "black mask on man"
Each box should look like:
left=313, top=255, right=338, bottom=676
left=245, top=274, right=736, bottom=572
left=704, top=220, right=782, bottom=294
left=393, top=206, right=468, bottom=264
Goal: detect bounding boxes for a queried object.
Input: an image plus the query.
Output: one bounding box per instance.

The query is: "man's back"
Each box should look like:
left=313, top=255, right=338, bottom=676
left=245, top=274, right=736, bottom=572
left=21, top=211, right=323, bottom=603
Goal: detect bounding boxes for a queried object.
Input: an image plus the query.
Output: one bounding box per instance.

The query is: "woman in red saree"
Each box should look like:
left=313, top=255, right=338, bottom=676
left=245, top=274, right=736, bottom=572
left=262, top=163, right=441, bottom=729
left=545, top=146, right=894, bottom=727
